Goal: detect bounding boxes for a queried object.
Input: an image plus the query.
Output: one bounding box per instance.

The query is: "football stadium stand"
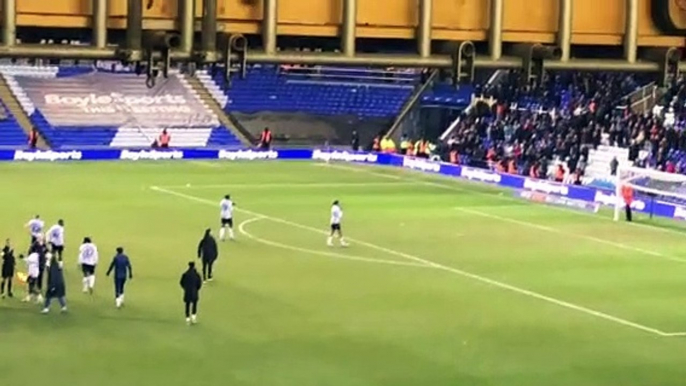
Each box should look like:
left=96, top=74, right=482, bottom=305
left=0, top=64, right=243, bottom=149
left=200, top=64, right=421, bottom=146
left=0, top=98, right=28, bottom=147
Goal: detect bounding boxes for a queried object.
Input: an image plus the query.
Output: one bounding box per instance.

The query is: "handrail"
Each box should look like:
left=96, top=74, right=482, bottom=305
left=386, top=69, right=439, bottom=138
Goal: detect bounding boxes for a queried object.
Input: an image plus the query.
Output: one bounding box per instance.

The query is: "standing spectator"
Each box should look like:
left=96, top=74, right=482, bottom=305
left=351, top=131, right=360, bottom=151
left=28, top=128, right=38, bottom=149
left=41, top=254, right=67, bottom=314
left=259, top=127, right=273, bottom=150
left=180, top=262, right=202, bottom=325
left=610, top=156, right=619, bottom=176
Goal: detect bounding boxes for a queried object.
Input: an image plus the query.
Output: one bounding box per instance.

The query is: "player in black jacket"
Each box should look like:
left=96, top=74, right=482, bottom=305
left=1, top=239, right=15, bottom=298
left=180, top=262, right=202, bottom=325
left=197, top=229, right=218, bottom=282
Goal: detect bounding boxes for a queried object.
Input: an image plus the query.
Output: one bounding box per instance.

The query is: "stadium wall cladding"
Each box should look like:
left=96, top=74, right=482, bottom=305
left=14, top=0, right=686, bottom=48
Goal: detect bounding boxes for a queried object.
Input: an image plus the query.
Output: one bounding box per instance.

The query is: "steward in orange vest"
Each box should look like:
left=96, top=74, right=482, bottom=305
left=554, top=165, right=564, bottom=182
left=158, top=129, right=171, bottom=148
left=259, top=128, right=273, bottom=150
left=371, top=136, right=381, bottom=152
left=621, top=185, right=634, bottom=222
left=449, top=150, right=459, bottom=164
left=28, top=128, right=38, bottom=149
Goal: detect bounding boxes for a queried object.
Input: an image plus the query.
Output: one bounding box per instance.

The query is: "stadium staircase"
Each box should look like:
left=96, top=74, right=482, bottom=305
left=0, top=72, right=45, bottom=148
left=583, top=146, right=634, bottom=189
left=185, top=73, right=252, bottom=146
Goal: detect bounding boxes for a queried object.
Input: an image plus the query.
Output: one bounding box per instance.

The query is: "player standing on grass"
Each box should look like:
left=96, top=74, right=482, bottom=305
left=46, top=219, right=65, bottom=261
left=106, top=247, right=133, bottom=308
left=1, top=239, right=15, bottom=298
left=78, top=237, right=99, bottom=294
left=219, top=194, right=235, bottom=241
left=28, top=236, right=48, bottom=293
left=25, top=215, right=44, bottom=243
left=327, top=200, right=348, bottom=247
left=22, top=251, right=42, bottom=303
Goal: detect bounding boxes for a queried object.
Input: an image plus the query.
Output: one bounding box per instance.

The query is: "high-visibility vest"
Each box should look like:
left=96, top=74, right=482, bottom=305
left=380, top=138, right=390, bottom=152
left=386, top=138, right=396, bottom=153
left=400, top=140, right=410, bottom=151
left=28, top=130, right=36, bottom=144
left=159, top=133, right=170, bottom=146
left=406, top=141, right=414, bottom=156
left=555, top=167, right=564, bottom=181
left=449, top=150, right=458, bottom=164
left=261, top=130, right=272, bottom=143
left=508, top=160, right=517, bottom=174
left=417, top=141, right=428, bottom=154
left=621, top=185, right=633, bottom=205
left=529, top=165, right=538, bottom=178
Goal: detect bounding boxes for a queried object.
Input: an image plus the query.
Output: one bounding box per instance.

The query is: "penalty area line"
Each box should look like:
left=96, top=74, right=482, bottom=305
left=149, top=185, right=679, bottom=337
left=238, top=217, right=430, bottom=268
left=454, top=206, right=686, bottom=265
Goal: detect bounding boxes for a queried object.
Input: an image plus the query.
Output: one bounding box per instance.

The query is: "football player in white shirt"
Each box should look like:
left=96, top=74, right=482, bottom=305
left=219, top=194, right=235, bottom=241
left=78, top=237, right=99, bottom=294
left=22, top=251, right=43, bottom=303
left=25, top=215, right=45, bottom=243
left=327, top=200, right=348, bottom=247
left=46, top=219, right=65, bottom=261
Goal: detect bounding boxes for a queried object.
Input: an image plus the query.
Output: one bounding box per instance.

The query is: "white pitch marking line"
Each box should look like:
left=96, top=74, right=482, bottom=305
left=454, top=206, right=686, bottom=264
left=187, top=161, right=220, bottom=168
left=328, top=163, right=686, bottom=239
left=158, top=181, right=415, bottom=190
left=313, top=163, right=403, bottom=180
left=150, top=185, right=674, bottom=337
left=238, top=217, right=430, bottom=268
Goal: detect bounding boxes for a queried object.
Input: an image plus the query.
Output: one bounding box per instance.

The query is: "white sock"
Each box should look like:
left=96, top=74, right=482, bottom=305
left=88, top=275, right=96, bottom=289
left=115, top=297, right=122, bottom=308
left=219, top=227, right=226, bottom=240
left=228, top=228, right=235, bottom=239
left=340, top=237, right=348, bottom=246
left=120, top=294, right=125, bottom=303
left=82, top=277, right=88, bottom=291
left=191, top=314, right=197, bottom=323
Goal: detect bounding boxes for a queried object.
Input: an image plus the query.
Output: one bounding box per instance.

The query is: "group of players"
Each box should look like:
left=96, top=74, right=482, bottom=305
left=0, top=215, right=132, bottom=313
left=1, top=194, right=347, bottom=322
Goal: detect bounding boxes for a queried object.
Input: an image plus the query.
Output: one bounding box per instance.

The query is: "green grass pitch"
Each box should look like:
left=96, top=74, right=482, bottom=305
left=4, top=159, right=686, bottom=386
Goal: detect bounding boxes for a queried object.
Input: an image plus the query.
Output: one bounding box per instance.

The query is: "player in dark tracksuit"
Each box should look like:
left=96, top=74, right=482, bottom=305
left=106, top=247, right=133, bottom=309
left=180, top=262, right=202, bottom=325
left=1, top=239, right=15, bottom=298
left=42, top=255, right=67, bottom=313
left=28, top=238, right=48, bottom=292
left=197, top=229, right=218, bottom=282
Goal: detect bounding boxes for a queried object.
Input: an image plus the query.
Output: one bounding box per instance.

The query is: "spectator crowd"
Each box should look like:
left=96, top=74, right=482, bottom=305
left=440, top=70, right=686, bottom=182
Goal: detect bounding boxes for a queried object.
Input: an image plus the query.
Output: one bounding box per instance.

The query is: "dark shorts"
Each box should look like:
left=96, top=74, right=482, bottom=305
left=331, top=223, right=341, bottom=232
left=81, top=264, right=95, bottom=276
left=27, top=276, right=37, bottom=293
left=1, top=266, right=13, bottom=278
left=221, top=218, right=233, bottom=227
left=51, top=244, right=64, bottom=254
